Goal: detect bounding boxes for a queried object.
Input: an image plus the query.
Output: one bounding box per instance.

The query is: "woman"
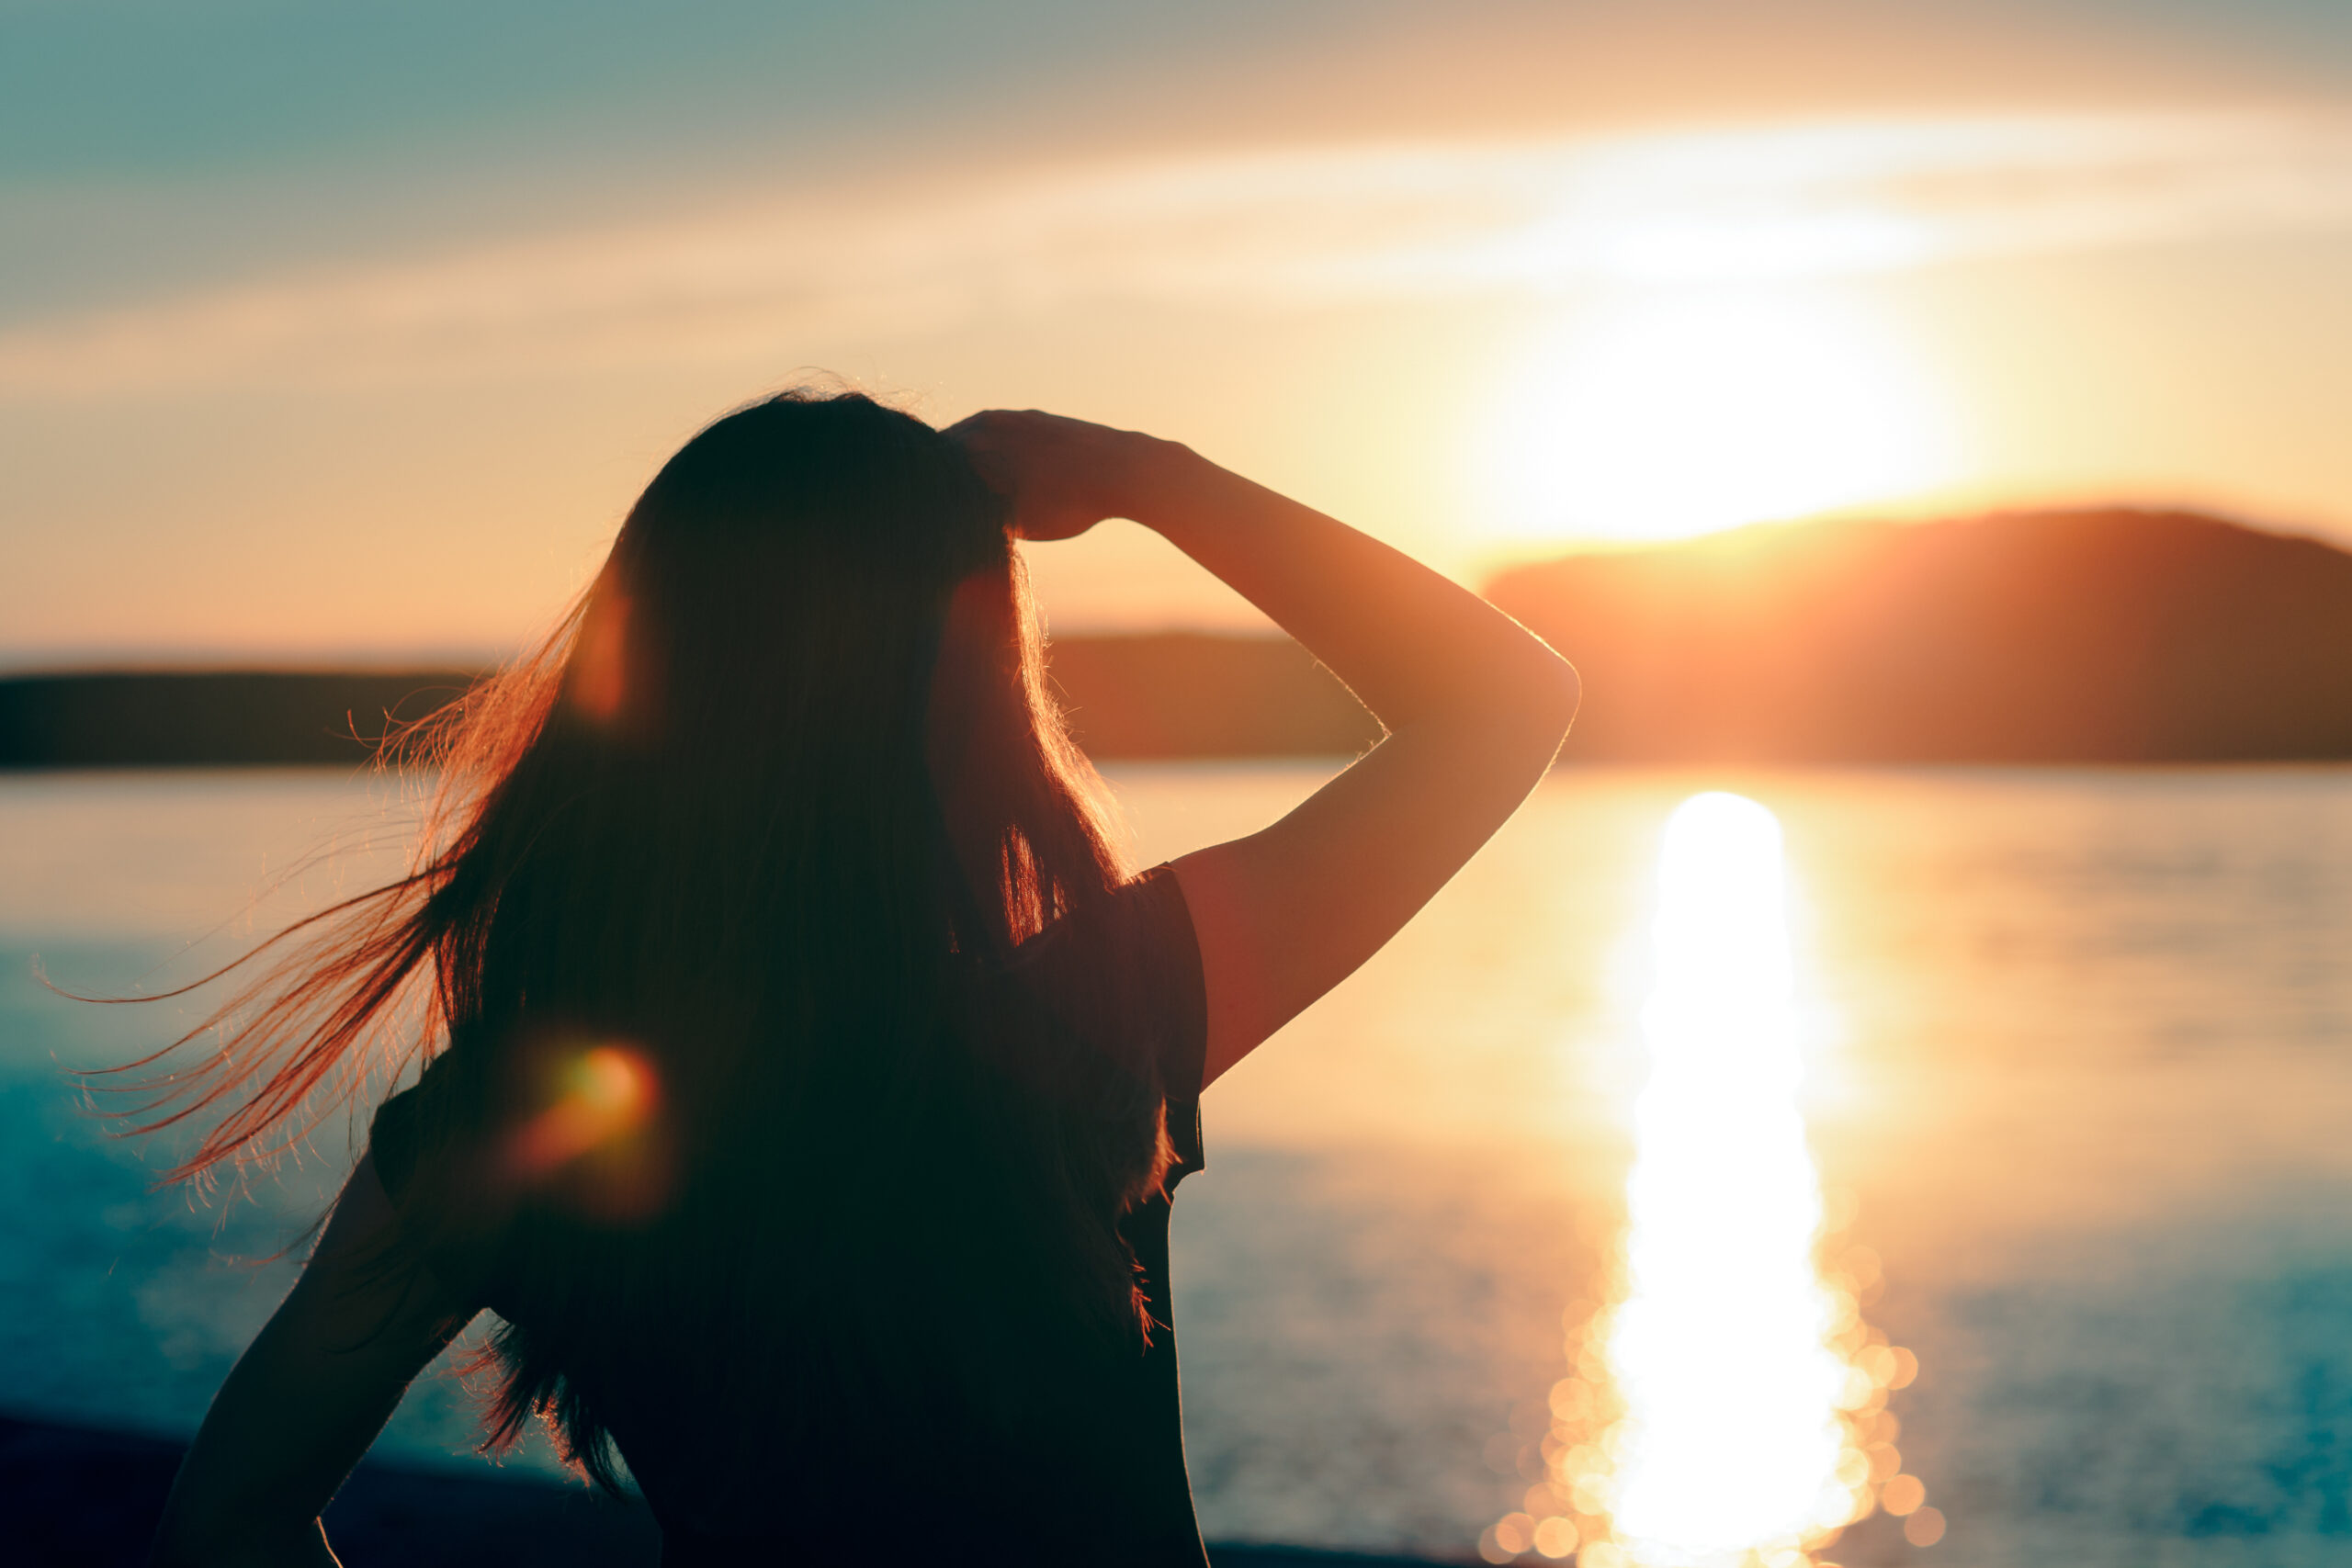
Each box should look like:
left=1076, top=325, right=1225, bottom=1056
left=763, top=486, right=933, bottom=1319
left=139, top=390, right=1577, bottom=1566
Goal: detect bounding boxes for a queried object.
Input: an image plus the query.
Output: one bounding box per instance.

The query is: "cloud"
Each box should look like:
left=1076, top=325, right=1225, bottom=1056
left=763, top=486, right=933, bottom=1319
left=5, top=112, right=2348, bottom=397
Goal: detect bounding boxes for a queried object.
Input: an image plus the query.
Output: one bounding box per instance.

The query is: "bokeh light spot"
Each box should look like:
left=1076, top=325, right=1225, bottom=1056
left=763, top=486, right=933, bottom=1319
left=1903, top=1506, right=1948, bottom=1547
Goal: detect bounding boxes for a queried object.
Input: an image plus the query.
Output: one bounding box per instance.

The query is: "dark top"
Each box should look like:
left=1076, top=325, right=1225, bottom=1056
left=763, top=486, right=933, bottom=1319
left=368, top=865, right=1211, bottom=1567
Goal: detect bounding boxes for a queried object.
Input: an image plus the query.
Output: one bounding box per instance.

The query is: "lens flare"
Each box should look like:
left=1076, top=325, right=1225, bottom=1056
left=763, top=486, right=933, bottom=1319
left=569, top=592, right=635, bottom=727
left=507, top=1043, right=658, bottom=1179
left=1485, top=793, right=1935, bottom=1567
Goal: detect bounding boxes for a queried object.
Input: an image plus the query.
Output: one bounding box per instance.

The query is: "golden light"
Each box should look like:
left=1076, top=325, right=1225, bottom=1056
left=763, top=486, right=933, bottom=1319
left=1485, top=793, right=1935, bottom=1566
left=1473, top=288, right=1959, bottom=545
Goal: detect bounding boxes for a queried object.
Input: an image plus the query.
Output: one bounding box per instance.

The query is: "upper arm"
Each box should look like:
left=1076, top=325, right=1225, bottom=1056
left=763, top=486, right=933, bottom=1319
left=1174, top=666, right=1577, bottom=1087
left=150, top=1156, right=480, bottom=1567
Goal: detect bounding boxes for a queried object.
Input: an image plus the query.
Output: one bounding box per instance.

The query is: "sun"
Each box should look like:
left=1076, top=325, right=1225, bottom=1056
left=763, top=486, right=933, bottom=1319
left=1472, top=286, right=1961, bottom=545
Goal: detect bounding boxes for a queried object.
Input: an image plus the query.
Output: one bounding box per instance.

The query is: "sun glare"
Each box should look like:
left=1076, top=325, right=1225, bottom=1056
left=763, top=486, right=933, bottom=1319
left=1475, top=288, right=1959, bottom=545
left=1609, top=795, right=1849, bottom=1562
left=1486, top=794, right=1931, bottom=1567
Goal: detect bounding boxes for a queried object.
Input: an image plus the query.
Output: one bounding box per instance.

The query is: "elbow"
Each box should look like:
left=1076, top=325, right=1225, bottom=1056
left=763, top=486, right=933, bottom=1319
left=1394, top=640, right=1579, bottom=762
left=1464, top=649, right=1577, bottom=777
left=1517, top=649, right=1580, bottom=754
left=1484, top=611, right=1579, bottom=747
left=1540, top=652, right=1581, bottom=739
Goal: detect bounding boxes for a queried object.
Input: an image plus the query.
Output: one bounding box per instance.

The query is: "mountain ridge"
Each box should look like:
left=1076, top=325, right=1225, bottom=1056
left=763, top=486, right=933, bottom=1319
left=6, top=507, right=2348, bottom=767
left=1487, top=507, right=2352, bottom=762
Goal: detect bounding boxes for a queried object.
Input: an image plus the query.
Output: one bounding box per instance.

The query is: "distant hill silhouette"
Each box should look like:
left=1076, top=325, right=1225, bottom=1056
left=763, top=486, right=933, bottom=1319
left=1487, top=508, right=2352, bottom=763
left=0, top=670, right=481, bottom=769
left=1046, top=634, right=1380, bottom=759
left=6, top=508, right=2350, bottom=768
left=0, top=643, right=1380, bottom=768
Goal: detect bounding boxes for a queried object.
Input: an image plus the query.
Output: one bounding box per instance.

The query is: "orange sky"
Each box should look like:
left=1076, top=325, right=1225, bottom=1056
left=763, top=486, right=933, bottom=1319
left=3, top=0, right=2348, bottom=661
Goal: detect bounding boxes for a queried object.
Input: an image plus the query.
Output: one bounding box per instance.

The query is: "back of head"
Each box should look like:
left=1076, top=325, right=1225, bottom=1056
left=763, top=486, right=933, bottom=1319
left=582, top=390, right=1007, bottom=761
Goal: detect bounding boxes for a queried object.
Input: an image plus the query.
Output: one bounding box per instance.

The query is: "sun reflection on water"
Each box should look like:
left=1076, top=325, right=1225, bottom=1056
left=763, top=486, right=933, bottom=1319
left=1485, top=793, right=1932, bottom=1566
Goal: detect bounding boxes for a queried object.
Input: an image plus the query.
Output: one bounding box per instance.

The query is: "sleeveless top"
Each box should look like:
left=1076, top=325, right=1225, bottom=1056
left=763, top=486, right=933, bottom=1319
left=368, top=866, right=1213, bottom=1566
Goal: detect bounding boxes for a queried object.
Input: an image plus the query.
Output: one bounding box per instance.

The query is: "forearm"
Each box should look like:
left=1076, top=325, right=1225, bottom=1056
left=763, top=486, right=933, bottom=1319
left=148, top=1311, right=379, bottom=1568
left=149, top=1158, right=469, bottom=1568
left=1127, top=445, right=1577, bottom=737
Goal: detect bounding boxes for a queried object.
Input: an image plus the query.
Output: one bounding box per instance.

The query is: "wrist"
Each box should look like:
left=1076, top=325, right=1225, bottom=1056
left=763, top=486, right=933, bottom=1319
left=1120, top=437, right=1217, bottom=535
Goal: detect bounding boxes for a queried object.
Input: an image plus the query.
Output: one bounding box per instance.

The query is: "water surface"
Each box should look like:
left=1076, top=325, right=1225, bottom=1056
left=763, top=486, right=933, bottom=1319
left=6, top=764, right=2352, bottom=1563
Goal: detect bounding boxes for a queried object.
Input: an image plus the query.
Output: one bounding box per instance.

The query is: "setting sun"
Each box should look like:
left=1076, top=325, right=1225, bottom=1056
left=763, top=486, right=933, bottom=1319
left=1475, top=288, right=1961, bottom=545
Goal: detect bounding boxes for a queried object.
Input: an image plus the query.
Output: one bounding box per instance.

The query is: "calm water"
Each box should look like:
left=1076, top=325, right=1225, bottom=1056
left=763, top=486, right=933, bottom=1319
left=6, top=764, right=2352, bottom=1565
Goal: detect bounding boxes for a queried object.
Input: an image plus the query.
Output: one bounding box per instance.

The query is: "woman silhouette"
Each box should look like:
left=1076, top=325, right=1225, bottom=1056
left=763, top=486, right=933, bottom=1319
left=141, top=391, right=1577, bottom=1566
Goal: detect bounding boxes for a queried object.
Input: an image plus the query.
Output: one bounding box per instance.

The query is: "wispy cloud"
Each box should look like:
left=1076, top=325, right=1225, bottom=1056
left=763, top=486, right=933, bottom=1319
left=6, top=112, right=2348, bottom=396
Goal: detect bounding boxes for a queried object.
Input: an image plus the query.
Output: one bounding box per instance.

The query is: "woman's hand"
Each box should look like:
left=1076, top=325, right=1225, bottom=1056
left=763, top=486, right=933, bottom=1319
left=946, top=409, right=1179, bottom=542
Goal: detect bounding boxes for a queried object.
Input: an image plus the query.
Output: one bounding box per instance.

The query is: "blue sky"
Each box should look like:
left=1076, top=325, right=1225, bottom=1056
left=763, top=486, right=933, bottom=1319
left=4, top=0, right=2348, bottom=660
left=5, top=2, right=2341, bottom=178
left=9, top=0, right=2342, bottom=309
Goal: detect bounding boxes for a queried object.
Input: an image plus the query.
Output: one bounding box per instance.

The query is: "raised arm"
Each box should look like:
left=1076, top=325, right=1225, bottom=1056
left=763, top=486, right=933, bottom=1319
left=148, top=1156, right=477, bottom=1568
left=952, top=412, right=1578, bottom=1086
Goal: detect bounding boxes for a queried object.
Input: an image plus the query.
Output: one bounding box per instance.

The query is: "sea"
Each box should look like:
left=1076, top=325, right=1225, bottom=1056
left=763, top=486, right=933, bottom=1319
left=6, top=763, right=2352, bottom=1567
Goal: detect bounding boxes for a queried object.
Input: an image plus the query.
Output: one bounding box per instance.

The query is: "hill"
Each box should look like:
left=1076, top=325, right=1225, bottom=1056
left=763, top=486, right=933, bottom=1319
left=6, top=508, right=2350, bottom=767
left=0, top=670, right=482, bottom=769
left=1487, top=508, right=2352, bottom=763
left=0, top=641, right=1378, bottom=768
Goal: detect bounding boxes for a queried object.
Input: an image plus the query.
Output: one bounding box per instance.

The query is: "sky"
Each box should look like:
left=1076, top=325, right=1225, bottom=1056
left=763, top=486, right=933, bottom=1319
left=3, top=0, right=2349, bottom=662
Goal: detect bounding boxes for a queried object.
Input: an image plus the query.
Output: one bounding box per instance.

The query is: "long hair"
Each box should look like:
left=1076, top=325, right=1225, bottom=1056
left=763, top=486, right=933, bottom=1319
left=107, top=389, right=1174, bottom=1491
